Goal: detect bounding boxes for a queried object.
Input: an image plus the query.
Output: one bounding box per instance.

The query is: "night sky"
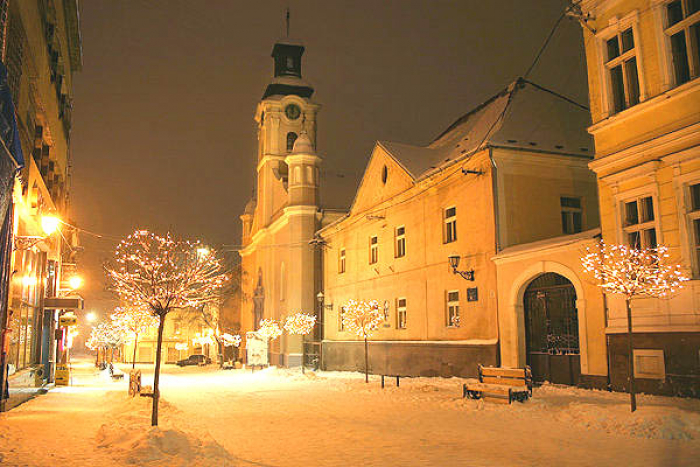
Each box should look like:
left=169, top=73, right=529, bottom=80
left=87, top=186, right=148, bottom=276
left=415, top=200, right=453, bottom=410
left=70, top=0, right=589, bottom=317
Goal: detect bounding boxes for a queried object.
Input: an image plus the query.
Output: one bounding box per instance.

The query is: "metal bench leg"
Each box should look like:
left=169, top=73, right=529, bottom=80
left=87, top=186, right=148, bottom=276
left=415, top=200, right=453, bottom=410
left=396, top=376, right=400, bottom=387
left=381, top=375, right=385, bottom=389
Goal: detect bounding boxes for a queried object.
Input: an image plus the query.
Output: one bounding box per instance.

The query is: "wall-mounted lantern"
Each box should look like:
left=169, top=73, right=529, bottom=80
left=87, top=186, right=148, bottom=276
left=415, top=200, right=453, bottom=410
left=448, top=254, right=475, bottom=281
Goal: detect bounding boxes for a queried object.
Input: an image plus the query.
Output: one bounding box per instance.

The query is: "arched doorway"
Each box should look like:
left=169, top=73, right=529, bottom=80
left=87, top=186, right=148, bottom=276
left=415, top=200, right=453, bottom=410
left=523, top=273, right=580, bottom=385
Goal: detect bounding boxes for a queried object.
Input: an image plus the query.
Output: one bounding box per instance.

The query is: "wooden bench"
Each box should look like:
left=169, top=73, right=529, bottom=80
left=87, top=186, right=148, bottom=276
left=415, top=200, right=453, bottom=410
left=462, top=365, right=532, bottom=404
left=108, top=363, right=124, bottom=381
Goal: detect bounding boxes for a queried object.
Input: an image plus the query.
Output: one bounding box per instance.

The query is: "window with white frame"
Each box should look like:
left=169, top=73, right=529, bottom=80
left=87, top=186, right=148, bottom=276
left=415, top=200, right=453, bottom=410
left=446, top=290, right=460, bottom=327
left=444, top=206, right=457, bottom=243
left=339, top=248, right=346, bottom=274
left=623, top=195, right=658, bottom=249
left=369, top=235, right=378, bottom=264
left=395, top=226, right=406, bottom=258
left=396, top=298, right=407, bottom=329
left=687, top=182, right=700, bottom=272
left=664, top=0, right=700, bottom=85
left=561, top=197, right=583, bottom=234
left=604, top=26, right=641, bottom=113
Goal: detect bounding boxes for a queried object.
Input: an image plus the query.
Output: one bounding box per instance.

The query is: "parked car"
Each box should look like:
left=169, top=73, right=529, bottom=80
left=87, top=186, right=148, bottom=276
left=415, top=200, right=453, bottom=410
left=176, top=354, right=211, bottom=367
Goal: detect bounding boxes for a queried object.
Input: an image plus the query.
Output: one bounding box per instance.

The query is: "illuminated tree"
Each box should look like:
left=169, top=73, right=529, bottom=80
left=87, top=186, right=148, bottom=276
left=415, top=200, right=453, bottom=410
left=284, top=312, right=317, bottom=372
left=582, top=242, right=688, bottom=411
left=192, top=303, right=241, bottom=368
left=257, top=318, right=283, bottom=341
left=342, top=300, right=382, bottom=383
left=105, top=230, right=228, bottom=426
left=111, top=306, right=160, bottom=369
left=86, top=321, right=127, bottom=365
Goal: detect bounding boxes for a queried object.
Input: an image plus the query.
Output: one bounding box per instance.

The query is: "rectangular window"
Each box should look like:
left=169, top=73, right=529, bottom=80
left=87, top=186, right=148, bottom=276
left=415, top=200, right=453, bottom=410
left=396, top=298, right=407, bottom=329
left=446, top=290, right=460, bottom=327
left=560, top=197, right=583, bottom=234
left=623, top=196, right=657, bottom=249
left=687, top=183, right=700, bottom=273
left=369, top=236, right=378, bottom=264
left=339, top=248, right=346, bottom=273
left=664, top=0, right=700, bottom=86
left=604, top=27, right=641, bottom=113
left=444, top=206, right=457, bottom=243
left=338, top=306, right=346, bottom=331
left=395, top=226, right=406, bottom=258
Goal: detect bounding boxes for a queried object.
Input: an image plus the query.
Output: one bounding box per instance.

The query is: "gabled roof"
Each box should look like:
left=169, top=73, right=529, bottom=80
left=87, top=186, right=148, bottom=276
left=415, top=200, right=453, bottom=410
left=378, top=78, right=593, bottom=181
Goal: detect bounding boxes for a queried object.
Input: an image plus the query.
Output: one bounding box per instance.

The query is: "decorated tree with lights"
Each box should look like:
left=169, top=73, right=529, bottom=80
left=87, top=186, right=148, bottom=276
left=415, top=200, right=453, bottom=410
left=256, top=318, right=282, bottom=365
left=111, top=306, right=160, bottom=369
left=342, top=300, right=382, bottom=383
left=86, top=320, right=127, bottom=366
left=192, top=302, right=241, bottom=368
left=582, top=242, right=688, bottom=411
left=105, top=230, right=228, bottom=426
left=284, top=312, right=317, bottom=372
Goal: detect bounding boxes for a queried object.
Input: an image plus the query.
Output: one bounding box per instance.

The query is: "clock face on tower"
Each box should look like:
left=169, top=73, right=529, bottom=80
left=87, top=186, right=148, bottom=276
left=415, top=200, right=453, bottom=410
left=285, top=104, right=301, bottom=120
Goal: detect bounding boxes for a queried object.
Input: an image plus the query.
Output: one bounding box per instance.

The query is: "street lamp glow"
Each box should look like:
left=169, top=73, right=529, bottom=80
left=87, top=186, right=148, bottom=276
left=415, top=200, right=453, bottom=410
left=85, top=312, right=97, bottom=323
left=196, top=247, right=210, bottom=258
left=41, top=215, right=61, bottom=235
left=68, top=275, right=84, bottom=290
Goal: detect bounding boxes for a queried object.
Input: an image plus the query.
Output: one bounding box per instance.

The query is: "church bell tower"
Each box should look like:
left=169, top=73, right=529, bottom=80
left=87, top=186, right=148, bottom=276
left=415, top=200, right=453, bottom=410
left=253, top=35, right=320, bottom=226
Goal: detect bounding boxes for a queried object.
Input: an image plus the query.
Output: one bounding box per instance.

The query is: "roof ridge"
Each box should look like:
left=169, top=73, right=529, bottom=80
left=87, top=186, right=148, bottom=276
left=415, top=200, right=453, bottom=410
left=430, top=78, right=521, bottom=144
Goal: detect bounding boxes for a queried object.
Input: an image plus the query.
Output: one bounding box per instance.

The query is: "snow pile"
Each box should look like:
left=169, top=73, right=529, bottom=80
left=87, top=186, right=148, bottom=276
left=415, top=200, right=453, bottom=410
left=95, top=394, right=234, bottom=466
left=553, top=402, right=700, bottom=440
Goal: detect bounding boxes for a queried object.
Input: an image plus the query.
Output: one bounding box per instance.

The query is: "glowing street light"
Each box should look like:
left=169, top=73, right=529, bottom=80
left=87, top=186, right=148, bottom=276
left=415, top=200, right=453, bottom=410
left=68, top=275, right=84, bottom=290
left=40, top=215, right=61, bottom=235
left=85, top=311, right=97, bottom=323
left=196, top=247, right=210, bottom=258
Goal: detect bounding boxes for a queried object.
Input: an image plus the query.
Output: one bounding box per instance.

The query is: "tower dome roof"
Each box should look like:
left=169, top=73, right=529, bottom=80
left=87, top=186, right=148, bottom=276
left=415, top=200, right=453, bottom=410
left=292, top=132, right=314, bottom=154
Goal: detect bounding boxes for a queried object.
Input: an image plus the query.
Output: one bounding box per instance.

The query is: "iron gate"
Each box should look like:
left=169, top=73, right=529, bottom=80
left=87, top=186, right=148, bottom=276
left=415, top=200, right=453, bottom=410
left=524, top=273, right=580, bottom=386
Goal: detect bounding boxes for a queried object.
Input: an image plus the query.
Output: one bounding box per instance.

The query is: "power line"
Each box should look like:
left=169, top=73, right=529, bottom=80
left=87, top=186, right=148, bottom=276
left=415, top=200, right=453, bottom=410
left=524, top=10, right=567, bottom=79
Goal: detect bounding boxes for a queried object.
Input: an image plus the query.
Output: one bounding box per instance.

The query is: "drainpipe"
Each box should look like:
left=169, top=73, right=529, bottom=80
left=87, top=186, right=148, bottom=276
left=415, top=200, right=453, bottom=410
left=489, top=148, right=502, bottom=366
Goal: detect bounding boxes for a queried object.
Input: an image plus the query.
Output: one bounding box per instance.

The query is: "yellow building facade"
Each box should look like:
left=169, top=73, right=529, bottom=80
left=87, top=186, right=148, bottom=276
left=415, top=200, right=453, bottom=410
left=2, top=0, right=81, bottom=388
left=578, top=0, right=700, bottom=395
left=319, top=80, right=600, bottom=378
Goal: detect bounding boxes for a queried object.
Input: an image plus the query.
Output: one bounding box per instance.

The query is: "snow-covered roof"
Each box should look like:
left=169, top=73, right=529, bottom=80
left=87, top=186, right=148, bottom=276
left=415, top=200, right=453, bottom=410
left=493, top=228, right=601, bottom=264
left=378, top=78, right=593, bottom=181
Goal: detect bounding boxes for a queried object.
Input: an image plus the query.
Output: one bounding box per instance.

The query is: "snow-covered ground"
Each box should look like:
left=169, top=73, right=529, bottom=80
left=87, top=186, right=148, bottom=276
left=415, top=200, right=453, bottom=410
left=1, top=357, right=699, bottom=466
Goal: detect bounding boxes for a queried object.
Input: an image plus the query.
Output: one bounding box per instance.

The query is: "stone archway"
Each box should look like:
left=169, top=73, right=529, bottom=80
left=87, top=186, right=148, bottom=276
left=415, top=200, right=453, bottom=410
left=504, top=261, right=590, bottom=378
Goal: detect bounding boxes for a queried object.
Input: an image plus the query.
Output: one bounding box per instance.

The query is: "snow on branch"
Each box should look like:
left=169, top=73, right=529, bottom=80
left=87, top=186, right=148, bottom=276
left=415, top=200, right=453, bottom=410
left=342, top=299, right=382, bottom=339
left=582, top=242, right=689, bottom=298
left=283, top=312, right=316, bottom=335
left=105, top=230, right=229, bottom=316
left=257, top=319, right=283, bottom=341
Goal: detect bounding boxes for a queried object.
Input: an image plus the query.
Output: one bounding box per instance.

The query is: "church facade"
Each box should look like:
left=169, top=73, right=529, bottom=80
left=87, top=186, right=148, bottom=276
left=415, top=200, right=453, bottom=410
left=238, top=38, right=341, bottom=366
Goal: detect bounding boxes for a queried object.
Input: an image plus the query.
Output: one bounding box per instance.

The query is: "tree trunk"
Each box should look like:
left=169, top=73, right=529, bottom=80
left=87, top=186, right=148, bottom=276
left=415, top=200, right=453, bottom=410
left=625, top=297, right=636, bottom=412
left=301, top=338, right=306, bottom=374
left=151, top=314, right=166, bottom=426
left=132, top=333, right=139, bottom=370
left=364, top=337, right=369, bottom=383
left=217, top=339, right=224, bottom=369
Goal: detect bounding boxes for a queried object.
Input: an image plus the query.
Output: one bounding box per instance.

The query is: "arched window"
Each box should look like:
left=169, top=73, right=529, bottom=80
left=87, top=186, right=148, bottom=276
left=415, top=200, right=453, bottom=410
left=287, top=132, right=298, bottom=152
